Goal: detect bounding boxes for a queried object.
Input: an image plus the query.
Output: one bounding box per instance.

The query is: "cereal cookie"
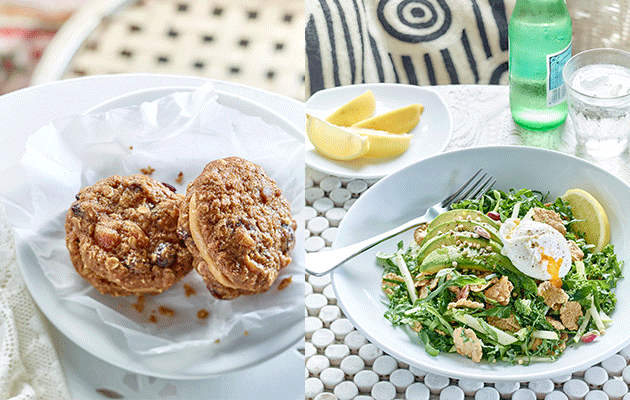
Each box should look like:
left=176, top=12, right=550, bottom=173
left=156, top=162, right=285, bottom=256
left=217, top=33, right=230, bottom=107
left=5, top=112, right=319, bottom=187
left=178, top=157, right=296, bottom=300
left=65, top=175, right=193, bottom=296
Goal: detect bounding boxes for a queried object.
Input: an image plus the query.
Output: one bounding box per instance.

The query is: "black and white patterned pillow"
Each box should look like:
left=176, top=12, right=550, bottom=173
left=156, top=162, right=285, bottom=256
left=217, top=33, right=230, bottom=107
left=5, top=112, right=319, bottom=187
left=306, top=0, right=515, bottom=95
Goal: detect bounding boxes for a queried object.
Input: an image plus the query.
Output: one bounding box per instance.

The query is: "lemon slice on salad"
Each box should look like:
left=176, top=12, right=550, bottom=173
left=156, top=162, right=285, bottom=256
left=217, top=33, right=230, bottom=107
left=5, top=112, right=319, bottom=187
left=325, top=90, right=376, bottom=127
left=561, top=188, right=611, bottom=253
left=306, top=114, right=370, bottom=160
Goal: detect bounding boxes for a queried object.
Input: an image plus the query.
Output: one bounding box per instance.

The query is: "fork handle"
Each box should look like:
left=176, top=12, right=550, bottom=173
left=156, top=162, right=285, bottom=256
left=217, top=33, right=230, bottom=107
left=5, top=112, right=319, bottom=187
left=305, top=209, right=438, bottom=276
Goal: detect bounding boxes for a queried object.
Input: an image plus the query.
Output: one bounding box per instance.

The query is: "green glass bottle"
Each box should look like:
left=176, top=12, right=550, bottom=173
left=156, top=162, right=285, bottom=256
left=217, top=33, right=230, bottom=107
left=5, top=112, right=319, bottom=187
left=509, top=0, right=572, bottom=131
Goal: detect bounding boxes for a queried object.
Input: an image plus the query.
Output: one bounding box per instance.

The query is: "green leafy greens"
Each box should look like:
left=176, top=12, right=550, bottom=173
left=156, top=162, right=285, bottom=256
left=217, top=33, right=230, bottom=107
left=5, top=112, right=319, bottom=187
left=380, top=188, right=623, bottom=364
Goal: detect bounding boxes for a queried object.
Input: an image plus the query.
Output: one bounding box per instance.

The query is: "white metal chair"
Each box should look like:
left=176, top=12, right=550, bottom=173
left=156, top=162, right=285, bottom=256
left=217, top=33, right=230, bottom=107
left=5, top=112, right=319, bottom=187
left=31, top=0, right=305, bottom=100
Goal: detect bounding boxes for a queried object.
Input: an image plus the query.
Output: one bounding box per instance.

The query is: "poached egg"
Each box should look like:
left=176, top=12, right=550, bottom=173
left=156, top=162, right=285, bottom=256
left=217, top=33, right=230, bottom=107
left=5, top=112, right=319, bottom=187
left=498, top=215, right=572, bottom=287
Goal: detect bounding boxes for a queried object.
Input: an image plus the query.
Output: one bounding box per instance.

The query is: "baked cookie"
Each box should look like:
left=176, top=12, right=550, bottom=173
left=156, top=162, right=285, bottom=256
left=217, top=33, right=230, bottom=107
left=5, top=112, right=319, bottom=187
left=65, top=175, right=193, bottom=296
left=178, top=157, right=297, bottom=300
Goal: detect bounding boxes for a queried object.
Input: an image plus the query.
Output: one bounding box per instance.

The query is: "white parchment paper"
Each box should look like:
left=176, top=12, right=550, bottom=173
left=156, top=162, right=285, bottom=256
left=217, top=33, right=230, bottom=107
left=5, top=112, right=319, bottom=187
left=0, top=83, right=305, bottom=371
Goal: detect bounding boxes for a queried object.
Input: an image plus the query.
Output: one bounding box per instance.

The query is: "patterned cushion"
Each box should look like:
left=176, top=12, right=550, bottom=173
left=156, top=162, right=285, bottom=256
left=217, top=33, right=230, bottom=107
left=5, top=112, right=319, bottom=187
left=306, top=0, right=516, bottom=95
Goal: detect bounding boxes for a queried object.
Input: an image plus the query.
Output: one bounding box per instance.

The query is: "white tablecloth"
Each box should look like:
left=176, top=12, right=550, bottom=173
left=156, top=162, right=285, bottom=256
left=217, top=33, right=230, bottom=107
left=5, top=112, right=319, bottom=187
left=440, top=85, right=630, bottom=181
left=304, top=84, right=630, bottom=400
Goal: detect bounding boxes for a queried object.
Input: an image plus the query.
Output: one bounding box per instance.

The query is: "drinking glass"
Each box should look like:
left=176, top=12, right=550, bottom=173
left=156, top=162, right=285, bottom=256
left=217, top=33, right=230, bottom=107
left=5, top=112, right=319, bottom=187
left=563, top=48, right=630, bottom=158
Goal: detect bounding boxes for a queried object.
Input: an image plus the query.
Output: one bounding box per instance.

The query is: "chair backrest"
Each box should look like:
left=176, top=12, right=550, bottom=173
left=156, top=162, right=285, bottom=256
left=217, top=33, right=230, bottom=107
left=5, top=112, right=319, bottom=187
left=306, top=0, right=517, bottom=95
left=306, top=0, right=630, bottom=96
left=32, top=0, right=306, bottom=100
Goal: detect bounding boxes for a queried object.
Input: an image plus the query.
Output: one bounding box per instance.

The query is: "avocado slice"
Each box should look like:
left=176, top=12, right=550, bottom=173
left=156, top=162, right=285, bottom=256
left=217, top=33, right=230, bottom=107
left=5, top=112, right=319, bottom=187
left=415, top=232, right=503, bottom=265
left=427, top=209, right=500, bottom=232
left=419, top=245, right=513, bottom=275
left=423, top=220, right=502, bottom=244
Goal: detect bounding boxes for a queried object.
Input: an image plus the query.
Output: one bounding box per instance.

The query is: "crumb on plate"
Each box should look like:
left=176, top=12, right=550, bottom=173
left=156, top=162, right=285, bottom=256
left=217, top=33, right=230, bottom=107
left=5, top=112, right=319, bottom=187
left=96, top=388, right=124, bottom=399
left=184, top=283, right=196, bottom=297
left=158, top=306, right=175, bottom=317
left=131, top=295, right=145, bottom=313
left=140, top=166, right=155, bottom=175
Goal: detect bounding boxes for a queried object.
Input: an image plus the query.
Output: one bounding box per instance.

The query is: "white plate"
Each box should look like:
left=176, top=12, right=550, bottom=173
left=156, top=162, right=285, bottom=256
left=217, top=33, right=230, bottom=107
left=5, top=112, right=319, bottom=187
left=13, top=86, right=305, bottom=380
left=332, top=145, right=630, bottom=382
left=87, top=86, right=303, bottom=139
left=305, top=83, right=453, bottom=179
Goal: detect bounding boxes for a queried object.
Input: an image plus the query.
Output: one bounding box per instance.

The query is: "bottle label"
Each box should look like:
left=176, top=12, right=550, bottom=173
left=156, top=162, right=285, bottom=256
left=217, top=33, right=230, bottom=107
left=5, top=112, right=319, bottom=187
left=547, top=41, right=572, bottom=107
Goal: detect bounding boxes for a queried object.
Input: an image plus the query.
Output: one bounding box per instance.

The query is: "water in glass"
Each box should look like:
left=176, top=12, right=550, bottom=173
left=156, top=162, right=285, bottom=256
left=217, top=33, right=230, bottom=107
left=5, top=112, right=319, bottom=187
left=564, top=50, right=630, bottom=158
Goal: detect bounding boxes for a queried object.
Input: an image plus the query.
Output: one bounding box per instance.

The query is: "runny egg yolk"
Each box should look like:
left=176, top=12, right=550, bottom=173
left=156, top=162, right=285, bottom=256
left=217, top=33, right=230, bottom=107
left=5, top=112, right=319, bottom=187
left=540, top=248, right=563, bottom=288
left=499, top=217, right=573, bottom=284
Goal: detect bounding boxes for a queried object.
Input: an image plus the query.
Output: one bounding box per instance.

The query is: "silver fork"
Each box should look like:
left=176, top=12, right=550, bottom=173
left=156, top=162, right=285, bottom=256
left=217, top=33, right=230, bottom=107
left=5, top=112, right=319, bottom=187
left=305, top=168, right=496, bottom=276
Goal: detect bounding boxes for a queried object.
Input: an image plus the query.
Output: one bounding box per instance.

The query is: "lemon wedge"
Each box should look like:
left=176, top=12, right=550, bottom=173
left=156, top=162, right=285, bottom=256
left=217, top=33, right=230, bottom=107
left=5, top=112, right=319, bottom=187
left=561, top=188, right=611, bottom=253
left=306, top=114, right=370, bottom=160
left=351, top=127, right=413, bottom=158
left=325, top=90, right=376, bottom=127
left=351, top=103, right=424, bottom=134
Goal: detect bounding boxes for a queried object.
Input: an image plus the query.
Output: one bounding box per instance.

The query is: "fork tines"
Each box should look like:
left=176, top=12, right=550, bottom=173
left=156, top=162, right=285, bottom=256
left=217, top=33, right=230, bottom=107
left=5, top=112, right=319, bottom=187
left=441, top=169, right=496, bottom=208
left=470, top=174, right=496, bottom=200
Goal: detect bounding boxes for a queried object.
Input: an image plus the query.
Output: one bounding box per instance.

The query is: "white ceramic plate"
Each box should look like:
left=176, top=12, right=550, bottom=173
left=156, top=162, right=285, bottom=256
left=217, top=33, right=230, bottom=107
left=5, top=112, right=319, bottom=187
left=305, top=83, right=453, bottom=179
left=87, top=86, right=303, bottom=139
left=331, top=145, right=630, bottom=382
left=14, top=87, right=305, bottom=380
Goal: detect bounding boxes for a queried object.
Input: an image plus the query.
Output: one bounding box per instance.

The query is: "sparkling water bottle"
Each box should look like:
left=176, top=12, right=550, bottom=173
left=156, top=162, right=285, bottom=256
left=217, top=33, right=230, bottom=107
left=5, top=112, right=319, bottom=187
left=509, top=0, right=572, bottom=131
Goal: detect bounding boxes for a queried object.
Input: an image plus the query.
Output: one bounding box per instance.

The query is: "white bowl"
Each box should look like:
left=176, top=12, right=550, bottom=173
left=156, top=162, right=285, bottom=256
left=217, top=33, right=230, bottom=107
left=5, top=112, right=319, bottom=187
left=332, top=145, right=630, bottom=382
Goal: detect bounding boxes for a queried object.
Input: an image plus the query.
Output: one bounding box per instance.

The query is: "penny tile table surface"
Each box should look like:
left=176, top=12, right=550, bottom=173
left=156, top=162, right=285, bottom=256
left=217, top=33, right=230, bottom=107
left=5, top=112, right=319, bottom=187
left=304, top=85, right=630, bottom=400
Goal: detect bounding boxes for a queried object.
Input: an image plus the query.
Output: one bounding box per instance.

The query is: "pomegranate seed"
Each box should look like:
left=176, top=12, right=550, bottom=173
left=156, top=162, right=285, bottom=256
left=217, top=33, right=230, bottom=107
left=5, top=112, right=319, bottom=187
left=487, top=211, right=501, bottom=221
left=580, top=331, right=599, bottom=343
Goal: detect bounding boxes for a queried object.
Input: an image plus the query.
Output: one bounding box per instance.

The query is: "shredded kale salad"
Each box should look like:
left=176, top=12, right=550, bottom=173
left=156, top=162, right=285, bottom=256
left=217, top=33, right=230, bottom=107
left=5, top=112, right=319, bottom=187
left=378, top=188, right=623, bottom=365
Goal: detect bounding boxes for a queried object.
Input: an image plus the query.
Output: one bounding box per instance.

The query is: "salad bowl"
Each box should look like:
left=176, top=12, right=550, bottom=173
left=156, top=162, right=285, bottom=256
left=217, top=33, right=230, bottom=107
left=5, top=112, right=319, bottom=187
left=331, top=145, right=630, bottom=382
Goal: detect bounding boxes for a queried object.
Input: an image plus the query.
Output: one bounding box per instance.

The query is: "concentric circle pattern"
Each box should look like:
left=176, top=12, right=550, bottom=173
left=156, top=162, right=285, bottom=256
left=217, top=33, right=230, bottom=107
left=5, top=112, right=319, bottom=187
left=376, top=0, right=452, bottom=43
